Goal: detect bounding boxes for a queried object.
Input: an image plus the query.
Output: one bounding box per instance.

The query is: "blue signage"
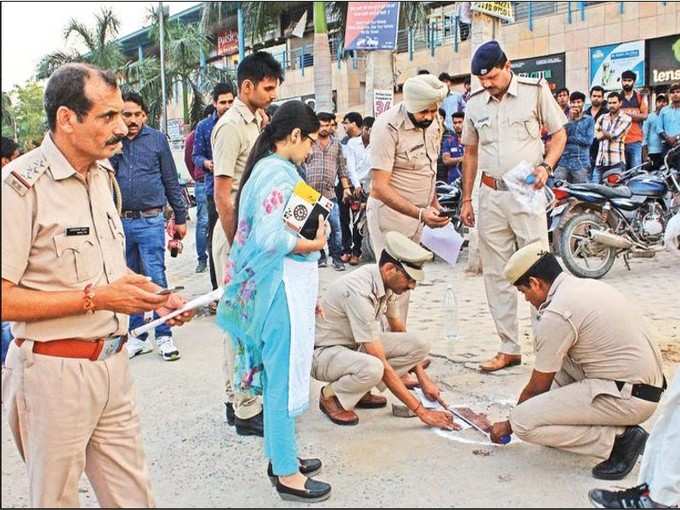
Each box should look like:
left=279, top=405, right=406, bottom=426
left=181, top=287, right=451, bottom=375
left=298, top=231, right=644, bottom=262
left=345, top=2, right=400, bottom=51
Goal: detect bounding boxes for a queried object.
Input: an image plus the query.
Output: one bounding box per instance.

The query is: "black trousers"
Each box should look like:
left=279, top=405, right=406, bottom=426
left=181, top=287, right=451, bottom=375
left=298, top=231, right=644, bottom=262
left=335, top=182, right=363, bottom=257
left=207, top=195, right=219, bottom=290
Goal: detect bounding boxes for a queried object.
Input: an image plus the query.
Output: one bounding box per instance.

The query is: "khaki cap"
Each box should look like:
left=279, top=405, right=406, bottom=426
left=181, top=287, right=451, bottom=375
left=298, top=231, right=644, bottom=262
left=504, top=241, right=550, bottom=284
left=384, top=231, right=433, bottom=281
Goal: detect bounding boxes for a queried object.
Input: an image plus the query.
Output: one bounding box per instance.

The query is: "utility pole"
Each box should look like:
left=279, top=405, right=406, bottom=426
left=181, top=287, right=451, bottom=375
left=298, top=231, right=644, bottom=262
left=159, top=1, right=168, bottom=135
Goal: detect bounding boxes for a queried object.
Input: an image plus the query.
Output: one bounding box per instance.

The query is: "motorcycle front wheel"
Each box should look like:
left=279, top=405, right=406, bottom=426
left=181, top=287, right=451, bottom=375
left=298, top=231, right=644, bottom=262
left=558, top=212, right=617, bottom=279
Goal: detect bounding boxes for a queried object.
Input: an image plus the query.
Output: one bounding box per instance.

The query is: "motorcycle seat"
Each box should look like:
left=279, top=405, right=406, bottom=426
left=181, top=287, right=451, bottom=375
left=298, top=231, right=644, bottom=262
left=567, top=183, right=633, bottom=199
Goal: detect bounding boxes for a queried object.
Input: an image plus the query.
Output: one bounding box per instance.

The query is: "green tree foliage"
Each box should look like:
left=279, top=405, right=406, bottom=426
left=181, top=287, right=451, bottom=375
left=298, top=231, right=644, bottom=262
left=2, top=82, right=46, bottom=149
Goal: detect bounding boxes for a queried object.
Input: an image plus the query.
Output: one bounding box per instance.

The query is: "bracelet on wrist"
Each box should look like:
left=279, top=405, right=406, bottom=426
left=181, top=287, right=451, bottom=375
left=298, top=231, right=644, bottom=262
left=82, top=284, right=96, bottom=314
left=417, top=208, right=424, bottom=223
left=461, top=198, right=472, bottom=203
left=412, top=402, right=423, bottom=414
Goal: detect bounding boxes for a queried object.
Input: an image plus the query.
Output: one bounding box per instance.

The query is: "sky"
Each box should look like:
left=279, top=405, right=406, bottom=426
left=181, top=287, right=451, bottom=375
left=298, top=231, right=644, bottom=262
left=1, top=1, right=199, bottom=91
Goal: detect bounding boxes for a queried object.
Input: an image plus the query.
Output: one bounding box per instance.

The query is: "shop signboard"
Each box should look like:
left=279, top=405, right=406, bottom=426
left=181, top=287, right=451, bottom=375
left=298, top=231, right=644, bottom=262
left=217, top=31, right=239, bottom=56
left=345, top=2, right=400, bottom=51
left=590, top=41, right=645, bottom=91
left=511, top=52, right=566, bottom=93
left=647, top=34, right=680, bottom=87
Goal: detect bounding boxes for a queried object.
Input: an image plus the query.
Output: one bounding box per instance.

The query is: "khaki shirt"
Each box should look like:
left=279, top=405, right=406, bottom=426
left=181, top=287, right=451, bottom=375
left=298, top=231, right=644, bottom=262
left=462, top=74, right=567, bottom=178
left=315, top=265, right=399, bottom=349
left=533, top=273, right=664, bottom=386
left=369, top=102, right=443, bottom=233
left=211, top=97, right=262, bottom=193
left=1, top=134, right=129, bottom=341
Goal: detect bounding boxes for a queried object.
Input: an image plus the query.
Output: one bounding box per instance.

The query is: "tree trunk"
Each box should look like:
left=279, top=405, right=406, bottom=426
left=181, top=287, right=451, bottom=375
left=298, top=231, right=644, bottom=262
left=182, top=77, right=190, bottom=126
left=364, top=50, right=394, bottom=116
left=312, top=1, right=333, bottom=113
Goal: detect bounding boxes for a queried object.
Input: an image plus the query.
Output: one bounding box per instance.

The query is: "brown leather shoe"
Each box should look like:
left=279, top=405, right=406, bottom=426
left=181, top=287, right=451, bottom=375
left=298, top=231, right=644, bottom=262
left=479, top=353, right=522, bottom=373
left=340, top=253, right=351, bottom=263
left=356, top=392, right=387, bottom=409
left=319, top=389, right=359, bottom=425
left=349, top=255, right=360, bottom=266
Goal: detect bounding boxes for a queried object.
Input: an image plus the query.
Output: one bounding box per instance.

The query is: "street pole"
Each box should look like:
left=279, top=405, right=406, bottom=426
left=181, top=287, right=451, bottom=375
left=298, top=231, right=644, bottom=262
left=159, top=1, right=168, bottom=135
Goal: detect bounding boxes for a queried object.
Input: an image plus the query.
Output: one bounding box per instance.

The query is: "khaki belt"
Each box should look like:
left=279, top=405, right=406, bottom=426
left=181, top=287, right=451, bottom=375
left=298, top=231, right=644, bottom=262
left=481, top=172, right=509, bottom=191
left=15, top=335, right=127, bottom=361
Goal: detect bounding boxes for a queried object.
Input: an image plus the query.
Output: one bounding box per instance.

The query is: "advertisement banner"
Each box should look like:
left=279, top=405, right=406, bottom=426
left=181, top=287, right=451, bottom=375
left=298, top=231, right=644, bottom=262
left=373, top=89, right=394, bottom=117
left=217, top=31, right=239, bottom=56
left=345, top=2, right=400, bottom=51
left=647, top=35, right=680, bottom=86
left=511, top=52, right=566, bottom=93
left=589, top=41, right=645, bottom=91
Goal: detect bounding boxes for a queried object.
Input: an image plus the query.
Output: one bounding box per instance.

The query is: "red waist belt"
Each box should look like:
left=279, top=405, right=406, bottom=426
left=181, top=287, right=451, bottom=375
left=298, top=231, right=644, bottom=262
left=15, top=335, right=127, bottom=361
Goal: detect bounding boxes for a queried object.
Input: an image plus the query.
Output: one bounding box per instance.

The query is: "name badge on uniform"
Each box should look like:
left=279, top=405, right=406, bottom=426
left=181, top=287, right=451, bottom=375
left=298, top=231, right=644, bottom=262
left=475, top=117, right=490, bottom=129
left=66, top=227, right=90, bottom=236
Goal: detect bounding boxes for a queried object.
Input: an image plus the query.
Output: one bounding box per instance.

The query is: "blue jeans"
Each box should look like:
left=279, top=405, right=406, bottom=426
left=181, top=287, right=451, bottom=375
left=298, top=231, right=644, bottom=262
left=625, top=142, right=642, bottom=170
left=325, top=199, right=342, bottom=261
left=592, top=163, right=624, bottom=184
left=194, top=181, right=209, bottom=264
left=122, top=214, right=171, bottom=340
left=1, top=322, right=13, bottom=365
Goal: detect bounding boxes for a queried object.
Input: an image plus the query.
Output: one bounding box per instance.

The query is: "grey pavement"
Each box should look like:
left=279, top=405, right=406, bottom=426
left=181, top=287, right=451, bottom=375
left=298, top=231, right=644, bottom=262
left=2, top=212, right=678, bottom=508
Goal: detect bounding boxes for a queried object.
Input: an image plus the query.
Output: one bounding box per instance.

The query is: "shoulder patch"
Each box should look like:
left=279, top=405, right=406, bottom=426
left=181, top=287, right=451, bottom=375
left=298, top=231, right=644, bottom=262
left=4, top=157, right=49, bottom=196
left=516, top=76, right=543, bottom=86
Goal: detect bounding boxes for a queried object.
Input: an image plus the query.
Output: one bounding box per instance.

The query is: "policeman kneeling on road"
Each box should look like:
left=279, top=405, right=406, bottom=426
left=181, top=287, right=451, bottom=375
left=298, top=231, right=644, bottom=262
left=489, top=242, right=667, bottom=481
left=312, top=231, right=456, bottom=431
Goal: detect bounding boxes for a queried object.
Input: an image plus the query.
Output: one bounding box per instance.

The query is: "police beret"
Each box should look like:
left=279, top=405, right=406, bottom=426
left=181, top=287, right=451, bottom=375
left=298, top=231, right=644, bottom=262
left=621, top=70, right=636, bottom=80
left=503, top=241, right=550, bottom=284
left=384, top=231, right=433, bottom=281
left=471, top=40, right=506, bottom=76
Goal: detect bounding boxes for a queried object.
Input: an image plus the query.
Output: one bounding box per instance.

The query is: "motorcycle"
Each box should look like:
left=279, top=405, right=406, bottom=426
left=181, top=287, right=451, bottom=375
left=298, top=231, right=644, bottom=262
left=436, top=178, right=464, bottom=234
left=553, top=147, right=680, bottom=279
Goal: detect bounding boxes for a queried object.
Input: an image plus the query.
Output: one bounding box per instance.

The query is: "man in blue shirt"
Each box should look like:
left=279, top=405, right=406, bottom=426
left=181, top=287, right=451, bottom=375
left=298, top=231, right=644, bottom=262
left=659, top=82, right=680, bottom=170
left=442, top=76, right=470, bottom=130
left=643, top=94, right=668, bottom=170
left=441, top=111, right=465, bottom=182
left=554, top=91, right=595, bottom=183
left=110, top=91, right=188, bottom=361
left=192, top=82, right=235, bottom=293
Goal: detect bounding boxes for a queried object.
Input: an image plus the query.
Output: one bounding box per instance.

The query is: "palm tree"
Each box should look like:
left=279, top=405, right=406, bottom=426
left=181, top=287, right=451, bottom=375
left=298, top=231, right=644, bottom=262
left=312, top=1, right=333, bottom=112
left=36, top=7, right=125, bottom=79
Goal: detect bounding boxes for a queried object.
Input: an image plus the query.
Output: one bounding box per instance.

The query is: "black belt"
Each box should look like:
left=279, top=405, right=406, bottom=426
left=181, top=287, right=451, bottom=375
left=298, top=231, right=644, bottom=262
left=120, top=207, right=163, bottom=219
left=615, top=376, right=667, bottom=403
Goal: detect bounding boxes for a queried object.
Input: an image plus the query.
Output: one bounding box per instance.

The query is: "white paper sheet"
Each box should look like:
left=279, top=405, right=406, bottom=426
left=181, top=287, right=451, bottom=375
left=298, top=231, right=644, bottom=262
left=420, top=224, right=464, bottom=266
left=413, top=388, right=471, bottom=430
left=129, top=288, right=224, bottom=337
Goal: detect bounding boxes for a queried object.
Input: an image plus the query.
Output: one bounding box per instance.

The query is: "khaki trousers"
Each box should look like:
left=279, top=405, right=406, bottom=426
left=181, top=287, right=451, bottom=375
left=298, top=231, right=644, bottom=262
left=212, top=225, right=262, bottom=420
left=477, top=185, right=548, bottom=355
left=1, top=340, right=155, bottom=508
left=509, top=357, right=658, bottom=460
left=311, top=332, right=430, bottom=410
left=366, top=198, right=423, bottom=325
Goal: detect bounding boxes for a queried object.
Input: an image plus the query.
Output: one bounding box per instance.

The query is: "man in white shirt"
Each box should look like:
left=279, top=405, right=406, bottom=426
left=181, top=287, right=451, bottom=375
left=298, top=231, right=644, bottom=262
left=343, top=116, right=374, bottom=265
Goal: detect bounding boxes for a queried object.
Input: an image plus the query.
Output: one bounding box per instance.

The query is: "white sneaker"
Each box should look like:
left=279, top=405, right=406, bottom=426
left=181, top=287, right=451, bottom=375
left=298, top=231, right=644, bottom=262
left=156, top=336, right=181, bottom=361
left=127, top=335, right=153, bottom=359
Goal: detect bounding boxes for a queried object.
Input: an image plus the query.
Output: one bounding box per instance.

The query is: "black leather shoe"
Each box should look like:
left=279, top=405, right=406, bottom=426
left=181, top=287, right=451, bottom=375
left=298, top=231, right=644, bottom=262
left=267, top=458, right=322, bottom=485
left=235, top=412, right=264, bottom=437
left=275, top=477, right=331, bottom=503
left=225, top=403, right=235, bottom=427
left=592, top=426, right=648, bottom=480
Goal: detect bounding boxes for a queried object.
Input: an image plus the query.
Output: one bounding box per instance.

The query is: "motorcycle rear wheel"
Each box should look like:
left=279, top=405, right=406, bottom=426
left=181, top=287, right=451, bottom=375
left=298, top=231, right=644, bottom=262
left=559, top=212, right=617, bottom=279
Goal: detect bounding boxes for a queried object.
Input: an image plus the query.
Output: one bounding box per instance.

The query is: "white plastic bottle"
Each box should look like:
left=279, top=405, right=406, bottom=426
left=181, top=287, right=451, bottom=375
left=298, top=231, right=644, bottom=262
left=442, top=283, right=458, bottom=355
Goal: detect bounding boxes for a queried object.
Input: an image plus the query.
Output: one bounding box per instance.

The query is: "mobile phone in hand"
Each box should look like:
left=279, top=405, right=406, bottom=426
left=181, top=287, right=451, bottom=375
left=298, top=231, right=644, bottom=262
left=156, top=286, right=185, bottom=295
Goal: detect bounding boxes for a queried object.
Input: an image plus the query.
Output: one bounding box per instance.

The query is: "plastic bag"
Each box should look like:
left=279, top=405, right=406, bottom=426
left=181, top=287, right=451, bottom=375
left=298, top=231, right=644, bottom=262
left=665, top=212, right=680, bottom=257
left=502, top=161, right=548, bottom=215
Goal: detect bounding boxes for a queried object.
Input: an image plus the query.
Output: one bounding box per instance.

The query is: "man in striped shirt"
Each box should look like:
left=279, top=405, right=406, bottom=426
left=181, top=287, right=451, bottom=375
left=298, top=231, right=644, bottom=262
left=592, top=91, right=632, bottom=184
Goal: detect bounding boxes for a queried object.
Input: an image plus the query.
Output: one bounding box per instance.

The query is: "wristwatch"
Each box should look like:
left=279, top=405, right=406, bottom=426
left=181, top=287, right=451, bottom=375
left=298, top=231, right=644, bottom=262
left=538, top=162, right=553, bottom=175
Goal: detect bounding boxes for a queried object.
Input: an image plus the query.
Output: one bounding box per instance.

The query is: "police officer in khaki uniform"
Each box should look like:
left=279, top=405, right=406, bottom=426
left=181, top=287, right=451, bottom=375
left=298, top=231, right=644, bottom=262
left=1, top=63, right=192, bottom=508
left=210, top=51, right=283, bottom=436
left=312, top=232, right=456, bottom=431
left=489, top=242, right=666, bottom=481
left=367, top=74, right=450, bottom=325
left=460, top=41, right=568, bottom=372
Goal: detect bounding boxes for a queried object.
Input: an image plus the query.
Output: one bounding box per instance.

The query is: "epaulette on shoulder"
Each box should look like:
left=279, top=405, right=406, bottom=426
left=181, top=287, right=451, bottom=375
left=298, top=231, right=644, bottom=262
left=3, top=154, right=49, bottom=197
left=516, top=76, right=544, bottom=86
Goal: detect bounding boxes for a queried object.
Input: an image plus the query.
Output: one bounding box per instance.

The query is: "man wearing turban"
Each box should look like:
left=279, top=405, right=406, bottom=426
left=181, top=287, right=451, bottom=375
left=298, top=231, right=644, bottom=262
left=366, top=74, right=451, bottom=326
